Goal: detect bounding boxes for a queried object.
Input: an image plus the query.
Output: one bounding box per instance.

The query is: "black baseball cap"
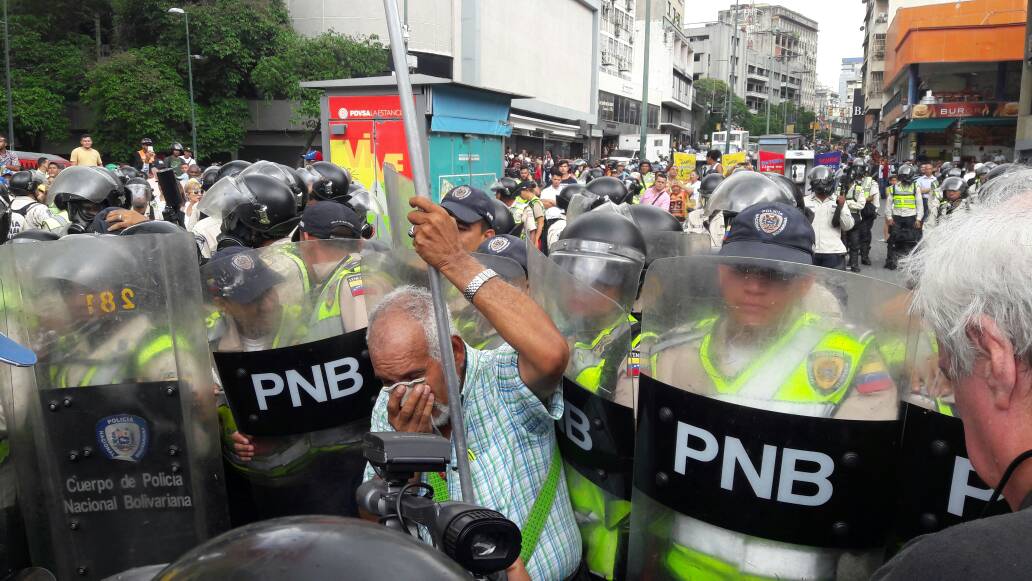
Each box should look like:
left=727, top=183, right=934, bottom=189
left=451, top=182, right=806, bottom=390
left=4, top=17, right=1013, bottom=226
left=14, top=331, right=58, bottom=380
left=719, top=202, right=814, bottom=265
left=517, top=180, right=537, bottom=193
left=476, top=234, right=527, bottom=279
left=204, top=247, right=283, bottom=304
left=299, top=200, right=364, bottom=239
left=442, top=185, right=495, bottom=227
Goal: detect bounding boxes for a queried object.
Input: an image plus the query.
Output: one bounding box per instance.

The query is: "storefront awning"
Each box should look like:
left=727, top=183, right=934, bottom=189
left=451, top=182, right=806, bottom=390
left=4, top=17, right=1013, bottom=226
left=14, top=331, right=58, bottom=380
left=509, top=113, right=580, bottom=139
left=901, top=118, right=956, bottom=133
left=961, top=117, right=1017, bottom=127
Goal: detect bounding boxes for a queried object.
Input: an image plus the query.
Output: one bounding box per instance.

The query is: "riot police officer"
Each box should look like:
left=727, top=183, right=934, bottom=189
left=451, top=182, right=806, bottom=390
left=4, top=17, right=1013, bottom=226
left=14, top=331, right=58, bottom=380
left=7, top=171, right=64, bottom=236
left=884, top=164, right=923, bottom=270
left=704, top=171, right=794, bottom=248
left=47, top=165, right=128, bottom=234
left=843, top=160, right=880, bottom=271
left=937, top=176, right=968, bottom=220
left=308, top=161, right=352, bottom=203
left=209, top=174, right=301, bottom=250
left=490, top=177, right=524, bottom=235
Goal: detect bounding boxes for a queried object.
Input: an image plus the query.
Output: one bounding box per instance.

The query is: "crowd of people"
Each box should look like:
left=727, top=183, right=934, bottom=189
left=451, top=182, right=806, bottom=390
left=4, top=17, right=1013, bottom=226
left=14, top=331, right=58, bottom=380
left=4, top=135, right=1032, bottom=580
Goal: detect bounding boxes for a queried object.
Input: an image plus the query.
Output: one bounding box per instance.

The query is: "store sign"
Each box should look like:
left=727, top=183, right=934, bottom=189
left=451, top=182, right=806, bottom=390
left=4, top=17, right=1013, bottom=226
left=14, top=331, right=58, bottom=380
left=329, top=95, right=404, bottom=121
left=327, top=94, right=414, bottom=185
left=911, top=101, right=1019, bottom=119
left=758, top=150, right=785, bottom=174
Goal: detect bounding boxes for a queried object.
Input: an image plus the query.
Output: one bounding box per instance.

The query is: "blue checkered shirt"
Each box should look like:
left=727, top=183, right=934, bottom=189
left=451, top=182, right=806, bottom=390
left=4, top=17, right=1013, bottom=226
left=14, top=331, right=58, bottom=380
left=365, top=343, right=582, bottom=580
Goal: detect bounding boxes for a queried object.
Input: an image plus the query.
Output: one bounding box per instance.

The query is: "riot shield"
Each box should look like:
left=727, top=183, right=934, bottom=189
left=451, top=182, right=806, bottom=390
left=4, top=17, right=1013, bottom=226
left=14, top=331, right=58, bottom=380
left=629, top=255, right=913, bottom=580
left=527, top=243, right=637, bottom=580
left=893, top=310, right=1008, bottom=543
left=0, top=279, right=32, bottom=578
left=201, top=239, right=379, bottom=524
left=642, top=231, right=713, bottom=263
left=0, top=233, right=227, bottom=580
left=383, top=164, right=416, bottom=249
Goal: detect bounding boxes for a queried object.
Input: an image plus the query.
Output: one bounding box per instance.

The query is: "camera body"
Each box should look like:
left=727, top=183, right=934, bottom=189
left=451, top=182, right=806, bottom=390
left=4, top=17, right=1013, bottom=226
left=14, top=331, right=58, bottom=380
left=357, top=433, right=521, bottom=577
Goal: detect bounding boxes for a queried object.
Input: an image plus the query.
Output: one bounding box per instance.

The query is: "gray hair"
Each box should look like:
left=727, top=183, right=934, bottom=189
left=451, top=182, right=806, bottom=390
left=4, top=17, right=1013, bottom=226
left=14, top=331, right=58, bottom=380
left=904, top=193, right=1032, bottom=379
left=971, top=168, right=1032, bottom=209
left=367, top=285, right=453, bottom=361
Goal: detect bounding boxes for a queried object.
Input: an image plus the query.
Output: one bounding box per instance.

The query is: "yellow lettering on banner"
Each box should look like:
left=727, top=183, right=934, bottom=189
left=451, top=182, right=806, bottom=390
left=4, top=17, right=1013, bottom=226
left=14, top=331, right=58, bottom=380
left=674, top=153, right=696, bottom=181
left=721, top=152, right=746, bottom=176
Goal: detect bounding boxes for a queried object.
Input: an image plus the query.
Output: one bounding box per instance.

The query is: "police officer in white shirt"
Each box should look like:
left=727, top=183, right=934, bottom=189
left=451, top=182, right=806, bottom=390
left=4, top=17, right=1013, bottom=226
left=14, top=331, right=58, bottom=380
left=803, top=165, right=853, bottom=270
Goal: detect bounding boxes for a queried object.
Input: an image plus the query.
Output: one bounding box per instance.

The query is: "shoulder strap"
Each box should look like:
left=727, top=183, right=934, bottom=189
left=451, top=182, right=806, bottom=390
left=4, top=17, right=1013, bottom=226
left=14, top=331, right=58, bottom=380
left=520, top=445, right=562, bottom=564
left=12, top=200, right=42, bottom=218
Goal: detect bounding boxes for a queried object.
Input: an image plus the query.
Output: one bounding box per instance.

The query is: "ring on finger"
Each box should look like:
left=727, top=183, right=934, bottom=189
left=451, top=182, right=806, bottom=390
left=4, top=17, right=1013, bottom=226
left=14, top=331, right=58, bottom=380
left=408, top=225, right=416, bottom=238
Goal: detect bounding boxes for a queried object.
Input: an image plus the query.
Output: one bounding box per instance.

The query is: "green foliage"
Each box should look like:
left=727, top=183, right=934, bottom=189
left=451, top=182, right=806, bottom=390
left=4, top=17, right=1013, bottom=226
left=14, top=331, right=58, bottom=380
left=252, top=32, right=388, bottom=128
left=0, top=86, right=70, bottom=147
left=195, top=97, right=248, bottom=157
left=694, top=77, right=818, bottom=140
left=83, top=47, right=190, bottom=162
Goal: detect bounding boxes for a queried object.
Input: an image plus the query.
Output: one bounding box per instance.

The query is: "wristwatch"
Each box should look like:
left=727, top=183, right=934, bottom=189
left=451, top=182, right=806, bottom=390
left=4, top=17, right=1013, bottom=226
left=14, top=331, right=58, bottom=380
left=463, top=269, right=498, bottom=302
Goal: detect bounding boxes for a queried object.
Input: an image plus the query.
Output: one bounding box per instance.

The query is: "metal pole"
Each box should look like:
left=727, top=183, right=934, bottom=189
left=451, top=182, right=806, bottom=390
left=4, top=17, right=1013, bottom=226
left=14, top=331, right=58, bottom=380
left=766, top=30, right=775, bottom=135
left=382, top=0, right=475, bottom=503
left=3, top=0, right=13, bottom=149
left=184, top=13, right=198, bottom=159
left=724, top=0, right=739, bottom=155
left=638, top=0, right=652, bottom=161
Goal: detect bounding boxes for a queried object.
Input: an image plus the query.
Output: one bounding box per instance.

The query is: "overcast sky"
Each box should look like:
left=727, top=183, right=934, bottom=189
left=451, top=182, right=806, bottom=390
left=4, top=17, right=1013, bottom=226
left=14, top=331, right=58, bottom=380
left=685, top=0, right=867, bottom=90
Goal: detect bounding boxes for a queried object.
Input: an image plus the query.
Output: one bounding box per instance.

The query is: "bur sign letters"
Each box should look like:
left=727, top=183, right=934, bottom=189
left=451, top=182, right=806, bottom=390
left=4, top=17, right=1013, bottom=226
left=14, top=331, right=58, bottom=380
left=251, top=357, right=364, bottom=410
left=674, top=421, right=834, bottom=507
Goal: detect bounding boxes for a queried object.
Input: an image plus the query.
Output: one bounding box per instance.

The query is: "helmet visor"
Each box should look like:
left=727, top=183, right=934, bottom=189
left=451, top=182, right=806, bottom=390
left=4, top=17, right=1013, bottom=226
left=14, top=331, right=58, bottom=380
left=550, top=242, right=644, bottom=307
left=197, top=176, right=259, bottom=221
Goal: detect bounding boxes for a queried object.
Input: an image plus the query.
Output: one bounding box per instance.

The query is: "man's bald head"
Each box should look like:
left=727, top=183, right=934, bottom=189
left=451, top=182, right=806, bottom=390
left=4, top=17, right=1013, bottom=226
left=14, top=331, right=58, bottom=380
left=367, top=285, right=453, bottom=362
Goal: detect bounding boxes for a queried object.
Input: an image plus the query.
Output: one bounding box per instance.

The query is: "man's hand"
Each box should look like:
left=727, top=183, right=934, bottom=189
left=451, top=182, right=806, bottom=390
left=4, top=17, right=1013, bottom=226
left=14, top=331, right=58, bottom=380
left=885, top=217, right=894, bottom=227
left=408, top=197, right=465, bottom=272
left=387, top=384, right=435, bottom=433
left=230, top=432, right=255, bottom=461
left=916, top=220, right=923, bottom=229
left=106, top=209, right=150, bottom=232
left=836, top=195, right=845, bottom=207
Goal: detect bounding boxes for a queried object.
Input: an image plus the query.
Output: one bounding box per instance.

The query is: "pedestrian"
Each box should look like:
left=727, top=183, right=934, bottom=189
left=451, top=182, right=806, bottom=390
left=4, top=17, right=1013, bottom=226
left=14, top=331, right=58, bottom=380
left=132, top=138, right=156, bottom=172
left=31, top=157, right=48, bottom=184
left=539, top=173, right=564, bottom=209
left=182, top=148, right=196, bottom=168
left=703, top=149, right=723, bottom=177
left=638, top=160, right=656, bottom=189
left=69, top=134, right=103, bottom=166
left=667, top=179, right=688, bottom=222
left=873, top=194, right=1032, bottom=580
left=916, top=162, right=941, bottom=225
left=182, top=178, right=203, bottom=230
left=365, top=195, right=580, bottom=581
left=884, top=164, right=923, bottom=270
left=640, top=173, right=671, bottom=212
left=557, top=160, right=577, bottom=185
left=0, top=135, right=19, bottom=179
left=518, top=180, right=545, bottom=250
left=167, top=143, right=186, bottom=176
left=804, top=165, right=853, bottom=269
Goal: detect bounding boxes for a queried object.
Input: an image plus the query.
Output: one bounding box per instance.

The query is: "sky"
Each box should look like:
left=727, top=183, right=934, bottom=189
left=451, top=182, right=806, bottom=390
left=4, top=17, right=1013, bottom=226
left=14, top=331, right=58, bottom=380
left=685, top=0, right=867, bottom=90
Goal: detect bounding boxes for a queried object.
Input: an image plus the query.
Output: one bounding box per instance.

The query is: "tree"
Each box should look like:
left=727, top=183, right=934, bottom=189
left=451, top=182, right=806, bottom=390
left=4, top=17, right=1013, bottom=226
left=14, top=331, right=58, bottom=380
left=83, top=47, right=190, bottom=163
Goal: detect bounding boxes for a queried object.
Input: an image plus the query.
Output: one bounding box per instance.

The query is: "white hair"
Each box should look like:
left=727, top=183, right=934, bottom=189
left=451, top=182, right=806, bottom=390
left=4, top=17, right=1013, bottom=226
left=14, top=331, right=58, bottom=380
left=971, top=168, right=1032, bottom=209
left=367, top=285, right=453, bottom=361
left=904, top=193, right=1032, bottom=378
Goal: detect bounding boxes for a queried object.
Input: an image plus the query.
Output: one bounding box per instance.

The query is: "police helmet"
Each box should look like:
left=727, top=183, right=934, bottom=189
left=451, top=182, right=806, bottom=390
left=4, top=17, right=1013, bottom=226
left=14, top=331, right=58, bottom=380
left=216, top=160, right=252, bottom=181
left=241, top=160, right=308, bottom=210
left=940, top=176, right=968, bottom=198
left=119, top=220, right=186, bottom=236
left=490, top=177, right=519, bottom=199
left=114, top=165, right=146, bottom=184
left=627, top=204, right=681, bottom=233
left=585, top=176, right=630, bottom=205
left=557, top=183, right=586, bottom=212
left=171, top=142, right=184, bottom=152
left=709, top=171, right=795, bottom=217
left=764, top=172, right=804, bottom=210
left=152, top=516, right=469, bottom=581
left=35, top=233, right=141, bottom=294
left=308, top=161, right=352, bottom=202
left=622, top=177, right=643, bottom=200
left=698, top=173, right=723, bottom=198
left=584, top=167, right=604, bottom=183
left=551, top=212, right=646, bottom=307
left=201, top=165, right=221, bottom=190
left=947, top=167, right=964, bottom=178
left=49, top=166, right=128, bottom=233
left=808, top=165, right=838, bottom=195
left=896, top=164, right=918, bottom=184
left=213, top=174, right=300, bottom=249
left=488, top=198, right=517, bottom=235
left=937, top=162, right=954, bottom=180
left=125, top=178, right=153, bottom=208
left=9, top=229, right=60, bottom=243
left=8, top=171, right=39, bottom=197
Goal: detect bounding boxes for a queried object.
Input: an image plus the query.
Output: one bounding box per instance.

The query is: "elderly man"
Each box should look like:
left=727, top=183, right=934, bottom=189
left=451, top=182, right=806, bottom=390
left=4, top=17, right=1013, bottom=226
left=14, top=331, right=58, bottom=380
left=363, top=196, right=581, bottom=581
left=873, top=195, right=1032, bottom=579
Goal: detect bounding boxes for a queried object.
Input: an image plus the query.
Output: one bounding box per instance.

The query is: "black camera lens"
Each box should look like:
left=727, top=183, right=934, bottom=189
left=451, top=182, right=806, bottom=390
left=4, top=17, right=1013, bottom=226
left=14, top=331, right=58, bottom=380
left=434, top=503, right=521, bottom=575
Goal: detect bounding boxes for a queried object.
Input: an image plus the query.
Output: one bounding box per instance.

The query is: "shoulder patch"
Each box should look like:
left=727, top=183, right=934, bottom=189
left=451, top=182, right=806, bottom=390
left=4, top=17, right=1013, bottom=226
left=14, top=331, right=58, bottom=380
left=808, top=351, right=851, bottom=392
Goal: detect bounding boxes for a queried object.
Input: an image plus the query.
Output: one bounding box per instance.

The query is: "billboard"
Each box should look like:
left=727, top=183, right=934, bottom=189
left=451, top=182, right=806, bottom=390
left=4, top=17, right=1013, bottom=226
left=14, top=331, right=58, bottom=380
left=758, top=150, right=786, bottom=174
left=327, top=95, right=413, bottom=192
left=815, top=151, right=842, bottom=170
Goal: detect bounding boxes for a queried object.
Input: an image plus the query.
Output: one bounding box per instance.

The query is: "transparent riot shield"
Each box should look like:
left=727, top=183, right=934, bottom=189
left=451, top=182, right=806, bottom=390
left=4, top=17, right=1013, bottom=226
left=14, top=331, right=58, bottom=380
left=642, top=232, right=713, bottom=263
left=453, top=254, right=526, bottom=350
left=383, top=164, right=417, bottom=249
left=528, top=244, right=637, bottom=580
left=201, top=239, right=379, bottom=525
left=0, top=233, right=227, bottom=580
left=893, top=307, right=1008, bottom=543
left=0, top=278, right=31, bottom=579
left=630, top=255, right=913, bottom=580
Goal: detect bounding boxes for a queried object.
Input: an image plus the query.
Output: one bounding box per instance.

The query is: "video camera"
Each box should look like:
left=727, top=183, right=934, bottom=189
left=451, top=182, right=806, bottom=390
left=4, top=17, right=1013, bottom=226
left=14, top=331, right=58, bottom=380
left=356, top=432, right=521, bottom=578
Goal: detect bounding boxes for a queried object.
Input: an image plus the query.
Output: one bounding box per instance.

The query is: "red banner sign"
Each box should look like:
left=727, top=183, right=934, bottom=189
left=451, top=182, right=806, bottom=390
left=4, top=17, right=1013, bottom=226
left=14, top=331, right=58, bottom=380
left=758, top=150, right=786, bottom=174
left=911, top=101, right=1019, bottom=119
left=327, top=95, right=413, bottom=185
left=329, top=94, right=404, bottom=121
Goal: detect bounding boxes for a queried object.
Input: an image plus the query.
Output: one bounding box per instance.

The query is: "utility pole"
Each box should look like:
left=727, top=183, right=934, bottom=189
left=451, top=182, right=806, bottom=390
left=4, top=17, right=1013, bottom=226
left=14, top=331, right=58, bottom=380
left=638, top=0, right=652, bottom=161
left=766, top=29, right=778, bottom=135
left=724, top=0, right=740, bottom=155
left=2, top=0, right=13, bottom=148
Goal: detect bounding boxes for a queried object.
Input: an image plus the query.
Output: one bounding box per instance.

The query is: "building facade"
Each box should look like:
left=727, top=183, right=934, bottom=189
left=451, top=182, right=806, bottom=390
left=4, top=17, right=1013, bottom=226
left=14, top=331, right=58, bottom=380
left=687, top=3, right=819, bottom=120
left=877, top=0, right=1025, bottom=163
left=289, top=0, right=600, bottom=159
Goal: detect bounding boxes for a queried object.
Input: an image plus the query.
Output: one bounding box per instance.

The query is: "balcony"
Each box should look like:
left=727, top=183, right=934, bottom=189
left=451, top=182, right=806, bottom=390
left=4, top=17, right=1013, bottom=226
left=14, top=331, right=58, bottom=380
left=746, top=90, right=770, bottom=100
left=747, top=70, right=769, bottom=82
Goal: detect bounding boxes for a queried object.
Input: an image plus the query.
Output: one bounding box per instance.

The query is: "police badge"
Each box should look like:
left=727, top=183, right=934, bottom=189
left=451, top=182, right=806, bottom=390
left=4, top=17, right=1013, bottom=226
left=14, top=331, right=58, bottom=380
left=807, top=352, right=850, bottom=393
left=96, top=414, right=150, bottom=462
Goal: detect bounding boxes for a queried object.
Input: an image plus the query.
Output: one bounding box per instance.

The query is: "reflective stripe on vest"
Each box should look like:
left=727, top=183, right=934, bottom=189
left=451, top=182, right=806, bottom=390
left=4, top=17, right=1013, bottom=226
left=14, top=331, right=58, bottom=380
left=566, top=466, right=631, bottom=579
left=893, top=183, right=918, bottom=210
left=277, top=246, right=312, bottom=293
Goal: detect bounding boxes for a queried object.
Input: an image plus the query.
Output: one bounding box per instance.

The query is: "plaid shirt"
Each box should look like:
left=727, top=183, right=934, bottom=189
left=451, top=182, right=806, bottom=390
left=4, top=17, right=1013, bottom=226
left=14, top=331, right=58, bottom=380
left=366, top=344, right=582, bottom=580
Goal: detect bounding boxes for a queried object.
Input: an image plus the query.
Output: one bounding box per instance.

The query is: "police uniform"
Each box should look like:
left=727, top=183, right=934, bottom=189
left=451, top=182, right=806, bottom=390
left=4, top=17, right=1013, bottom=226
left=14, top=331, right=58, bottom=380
left=885, top=179, right=923, bottom=269
left=844, top=176, right=879, bottom=267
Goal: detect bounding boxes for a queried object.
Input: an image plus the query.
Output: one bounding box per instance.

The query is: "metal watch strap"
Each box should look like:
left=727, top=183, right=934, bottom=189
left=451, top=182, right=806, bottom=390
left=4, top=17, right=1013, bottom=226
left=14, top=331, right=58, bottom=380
left=462, top=269, right=498, bottom=302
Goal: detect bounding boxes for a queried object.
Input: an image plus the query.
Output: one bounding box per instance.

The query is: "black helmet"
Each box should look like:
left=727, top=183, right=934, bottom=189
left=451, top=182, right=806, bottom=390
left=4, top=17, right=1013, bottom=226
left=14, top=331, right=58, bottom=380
left=216, top=160, right=252, bottom=181
left=490, top=177, right=519, bottom=199
left=807, top=165, right=838, bottom=195
left=309, top=161, right=352, bottom=201
left=241, top=160, right=309, bottom=210
left=585, top=176, right=630, bottom=205
left=947, top=168, right=964, bottom=178
left=709, top=171, right=795, bottom=216
left=8, top=171, right=38, bottom=197
left=584, top=167, right=604, bottom=183
left=896, top=164, right=918, bottom=184
left=985, top=163, right=1019, bottom=184
left=557, top=183, right=586, bottom=212
left=114, top=165, right=145, bottom=184
left=627, top=204, right=681, bottom=233
left=201, top=165, right=221, bottom=190
left=119, top=220, right=186, bottom=236
left=698, top=173, right=723, bottom=198
left=622, top=177, right=643, bottom=200
left=552, top=212, right=646, bottom=308
left=211, top=174, right=301, bottom=249
left=764, top=172, right=804, bottom=210
left=937, top=161, right=954, bottom=179
left=49, top=166, right=128, bottom=233
left=488, top=198, right=516, bottom=235
left=151, top=516, right=470, bottom=581
left=940, top=176, right=968, bottom=197
left=9, top=229, right=60, bottom=243
left=125, top=178, right=153, bottom=209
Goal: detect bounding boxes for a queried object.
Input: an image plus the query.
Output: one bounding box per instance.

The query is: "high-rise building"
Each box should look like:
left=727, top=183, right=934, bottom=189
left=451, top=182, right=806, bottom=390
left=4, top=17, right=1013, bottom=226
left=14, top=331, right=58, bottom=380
left=688, top=3, right=819, bottom=116
left=839, top=57, right=864, bottom=104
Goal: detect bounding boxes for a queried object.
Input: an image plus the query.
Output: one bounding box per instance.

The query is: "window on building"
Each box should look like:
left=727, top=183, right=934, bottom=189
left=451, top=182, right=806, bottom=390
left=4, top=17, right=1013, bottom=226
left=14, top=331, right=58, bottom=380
left=693, top=53, right=701, bottom=61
